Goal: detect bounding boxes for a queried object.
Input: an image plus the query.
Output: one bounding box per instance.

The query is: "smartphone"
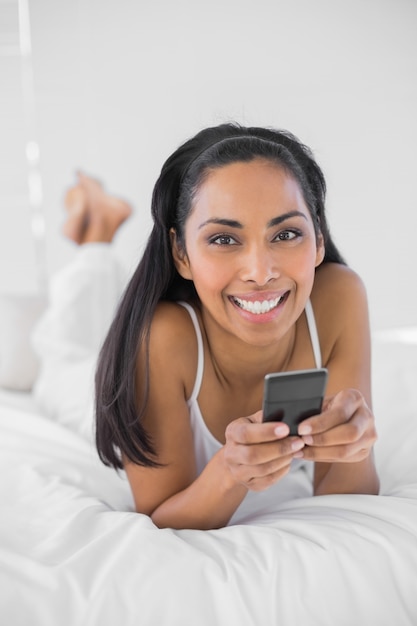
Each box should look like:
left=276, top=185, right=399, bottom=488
left=262, top=368, right=328, bottom=435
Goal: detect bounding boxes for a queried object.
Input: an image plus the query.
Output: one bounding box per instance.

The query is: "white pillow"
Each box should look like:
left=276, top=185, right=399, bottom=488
left=371, top=328, right=417, bottom=496
left=0, top=293, right=47, bottom=391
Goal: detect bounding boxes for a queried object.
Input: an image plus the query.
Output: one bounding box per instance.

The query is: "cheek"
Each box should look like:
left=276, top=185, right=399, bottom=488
left=286, top=247, right=319, bottom=300
left=288, top=243, right=319, bottom=277
left=190, top=256, right=226, bottom=292
left=185, top=247, right=235, bottom=303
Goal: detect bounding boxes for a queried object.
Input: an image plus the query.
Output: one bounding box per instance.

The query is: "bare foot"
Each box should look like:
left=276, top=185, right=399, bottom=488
left=62, top=182, right=89, bottom=244
left=77, top=172, right=132, bottom=243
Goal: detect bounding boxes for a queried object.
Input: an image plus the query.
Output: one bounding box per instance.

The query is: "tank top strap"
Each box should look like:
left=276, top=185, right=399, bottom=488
left=305, top=298, right=322, bottom=369
left=177, top=301, right=204, bottom=402
left=177, top=300, right=321, bottom=398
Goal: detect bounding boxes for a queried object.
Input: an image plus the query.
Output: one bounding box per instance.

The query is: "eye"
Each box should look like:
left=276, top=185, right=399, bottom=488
left=209, top=234, right=239, bottom=246
left=273, top=229, right=301, bottom=242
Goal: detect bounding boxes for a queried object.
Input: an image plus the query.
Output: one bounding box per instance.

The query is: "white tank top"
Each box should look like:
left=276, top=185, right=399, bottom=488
left=178, top=300, right=322, bottom=525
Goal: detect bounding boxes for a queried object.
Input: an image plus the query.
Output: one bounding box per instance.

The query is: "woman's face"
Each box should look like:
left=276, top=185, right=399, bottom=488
left=173, top=158, right=324, bottom=346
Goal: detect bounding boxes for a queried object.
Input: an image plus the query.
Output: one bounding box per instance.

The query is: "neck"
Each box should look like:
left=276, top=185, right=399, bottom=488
left=201, top=309, right=297, bottom=390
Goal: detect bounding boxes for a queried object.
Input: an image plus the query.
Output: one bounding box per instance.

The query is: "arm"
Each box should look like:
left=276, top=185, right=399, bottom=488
left=124, top=303, right=304, bottom=529
left=300, top=264, right=379, bottom=496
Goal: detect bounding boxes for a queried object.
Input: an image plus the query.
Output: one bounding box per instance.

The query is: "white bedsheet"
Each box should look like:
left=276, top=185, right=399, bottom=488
left=1, top=367, right=417, bottom=626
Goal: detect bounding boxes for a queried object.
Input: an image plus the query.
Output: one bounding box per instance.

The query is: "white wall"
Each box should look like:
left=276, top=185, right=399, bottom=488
left=1, top=0, right=416, bottom=330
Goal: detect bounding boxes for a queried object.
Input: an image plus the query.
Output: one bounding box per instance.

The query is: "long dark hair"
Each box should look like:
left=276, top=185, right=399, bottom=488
left=95, top=123, right=345, bottom=470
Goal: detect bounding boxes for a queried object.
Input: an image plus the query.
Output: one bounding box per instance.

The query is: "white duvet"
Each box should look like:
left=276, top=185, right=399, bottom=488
left=1, top=329, right=417, bottom=626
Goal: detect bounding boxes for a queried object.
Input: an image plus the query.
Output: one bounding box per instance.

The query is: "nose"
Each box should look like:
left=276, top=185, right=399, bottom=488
left=240, top=244, right=280, bottom=286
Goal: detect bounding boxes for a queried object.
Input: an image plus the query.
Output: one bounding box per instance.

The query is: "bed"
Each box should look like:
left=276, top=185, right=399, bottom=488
left=0, top=291, right=416, bottom=625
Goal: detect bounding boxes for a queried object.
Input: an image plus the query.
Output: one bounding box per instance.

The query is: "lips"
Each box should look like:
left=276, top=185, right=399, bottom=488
left=231, top=292, right=288, bottom=315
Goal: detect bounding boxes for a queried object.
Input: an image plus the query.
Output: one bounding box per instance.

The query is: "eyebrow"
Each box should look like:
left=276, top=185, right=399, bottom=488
left=198, top=211, right=308, bottom=230
left=267, top=211, right=308, bottom=228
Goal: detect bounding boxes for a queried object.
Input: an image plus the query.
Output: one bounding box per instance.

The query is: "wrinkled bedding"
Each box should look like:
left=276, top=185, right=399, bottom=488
left=1, top=333, right=417, bottom=626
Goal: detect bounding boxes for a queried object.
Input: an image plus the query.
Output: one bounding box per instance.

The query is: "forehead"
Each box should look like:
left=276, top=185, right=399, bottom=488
left=190, top=158, right=308, bottom=218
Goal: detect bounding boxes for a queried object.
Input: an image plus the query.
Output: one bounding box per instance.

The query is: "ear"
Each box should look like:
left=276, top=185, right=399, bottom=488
left=315, top=233, right=325, bottom=268
left=170, top=228, right=193, bottom=280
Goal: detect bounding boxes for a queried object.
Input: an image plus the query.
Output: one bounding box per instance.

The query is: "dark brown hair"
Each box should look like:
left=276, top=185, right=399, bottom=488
left=95, top=123, right=345, bottom=470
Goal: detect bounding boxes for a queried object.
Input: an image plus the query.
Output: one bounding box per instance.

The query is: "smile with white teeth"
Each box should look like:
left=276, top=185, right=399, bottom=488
left=232, top=294, right=285, bottom=314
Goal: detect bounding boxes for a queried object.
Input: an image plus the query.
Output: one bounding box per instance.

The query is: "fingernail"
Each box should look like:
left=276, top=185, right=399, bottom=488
left=274, top=425, right=287, bottom=436
left=298, top=424, right=312, bottom=435
left=291, top=439, right=304, bottom=452
left=293, top=451, right=304, bottom=459
left=302, top=435, right=313, bottom=445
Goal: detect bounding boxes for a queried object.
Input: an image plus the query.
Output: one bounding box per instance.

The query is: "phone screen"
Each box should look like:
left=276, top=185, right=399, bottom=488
left=262, top=368, right=328, bottom=435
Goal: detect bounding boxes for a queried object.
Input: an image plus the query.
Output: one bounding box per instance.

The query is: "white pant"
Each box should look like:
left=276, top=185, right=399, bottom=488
left=31, top=244, right=126, bottom=440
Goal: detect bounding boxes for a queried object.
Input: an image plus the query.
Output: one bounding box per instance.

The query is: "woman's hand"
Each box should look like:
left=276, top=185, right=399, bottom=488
left=223, top=411, right=305, bottom=492
left=298, top=389, right=377, bottom=463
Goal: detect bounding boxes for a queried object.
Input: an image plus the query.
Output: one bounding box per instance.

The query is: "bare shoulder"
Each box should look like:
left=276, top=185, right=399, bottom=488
left=313, top=262, right=367, bottom=303
left=149, top=301, right=198, bottom=357
left=311, top=263, right=369, bottom=324
left=310, top=263, right=371, bottom=377
left=146, top=300, right=199, bottom=398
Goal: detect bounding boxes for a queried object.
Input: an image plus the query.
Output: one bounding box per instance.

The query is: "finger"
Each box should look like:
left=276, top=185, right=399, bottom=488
left=246, top=410, right=264, bottom=424
left=300, top=407, right=377, bottom=461
left=297, top=389, right=364, bottom=436
left=224, top=436, right=304, bottom=474
left=246, top=464, right=293, bottom=492
left=226, top=416, right=290, bottom=445
left=301, top=439, right=373, bottom=463
left=249, top=409, right=292, bottom=437
left=301, top=410, right=369, bottom=447
left=240, top=453, right=296, bottom=491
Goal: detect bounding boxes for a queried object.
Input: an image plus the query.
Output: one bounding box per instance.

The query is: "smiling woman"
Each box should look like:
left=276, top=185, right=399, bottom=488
left=172, top=161, right=323, bottom=345
left=95, top=123, right=379, bottom=530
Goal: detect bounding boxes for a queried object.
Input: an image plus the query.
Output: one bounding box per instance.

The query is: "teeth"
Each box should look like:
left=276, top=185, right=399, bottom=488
left=233, top=295, right=284, bottom=314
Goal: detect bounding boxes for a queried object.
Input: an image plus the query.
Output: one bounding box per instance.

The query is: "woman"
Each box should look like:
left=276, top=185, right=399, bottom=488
left=95, top=123, right=379, bottom=529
